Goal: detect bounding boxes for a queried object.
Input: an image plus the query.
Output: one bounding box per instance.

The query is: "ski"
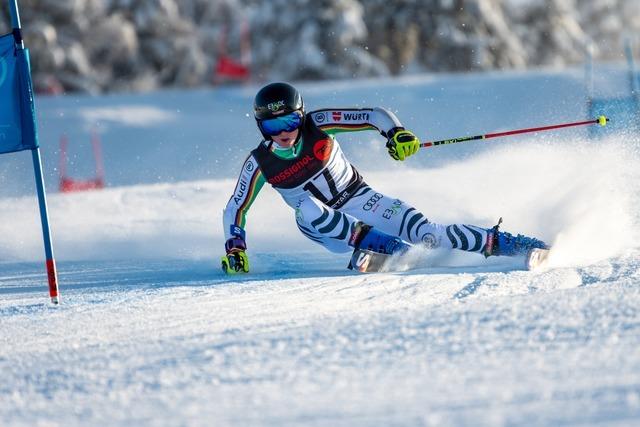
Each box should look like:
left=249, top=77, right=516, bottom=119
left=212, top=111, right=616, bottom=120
left=347, top=247, right=421, bottom=273
left=525, top=248, right=551, bottom=271
left=349, top=247, right=552, bottom=273
left=347, top=248, right=392, bottom=273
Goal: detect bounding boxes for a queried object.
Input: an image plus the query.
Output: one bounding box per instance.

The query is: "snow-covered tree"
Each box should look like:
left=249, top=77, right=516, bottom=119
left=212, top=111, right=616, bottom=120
left=0, top=0, right=637, bottom=93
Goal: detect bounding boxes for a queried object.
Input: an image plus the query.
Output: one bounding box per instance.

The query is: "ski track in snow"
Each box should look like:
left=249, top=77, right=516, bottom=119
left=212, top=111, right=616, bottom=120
left=2, top=71, right=640, bottom=426
left=2, top=254, right=640, bottom=426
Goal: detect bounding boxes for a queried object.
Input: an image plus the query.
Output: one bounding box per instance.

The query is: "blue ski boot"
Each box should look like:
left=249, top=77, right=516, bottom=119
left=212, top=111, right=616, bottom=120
left=483, top=218, right=549, bottom=257
left=349, top=222, right=410, bottom=255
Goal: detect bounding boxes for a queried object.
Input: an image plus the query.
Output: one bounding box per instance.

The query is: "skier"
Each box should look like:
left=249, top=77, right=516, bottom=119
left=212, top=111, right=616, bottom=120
left=221, top=82, right=548, bottom=274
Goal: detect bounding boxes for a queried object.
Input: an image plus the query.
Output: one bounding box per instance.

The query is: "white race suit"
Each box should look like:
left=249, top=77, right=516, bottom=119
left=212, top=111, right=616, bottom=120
left=222, top=108, right=489, bottom=254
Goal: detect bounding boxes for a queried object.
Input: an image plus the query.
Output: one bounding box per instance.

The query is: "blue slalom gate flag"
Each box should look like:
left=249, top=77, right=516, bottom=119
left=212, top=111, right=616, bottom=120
left=3, top=0, right=60, bottom=304
left=0, top=30, right=38, bottom=154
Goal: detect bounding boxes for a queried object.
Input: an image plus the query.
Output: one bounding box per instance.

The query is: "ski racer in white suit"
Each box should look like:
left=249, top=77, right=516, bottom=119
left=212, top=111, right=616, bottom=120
left=221, top=82, right=548, bottom=274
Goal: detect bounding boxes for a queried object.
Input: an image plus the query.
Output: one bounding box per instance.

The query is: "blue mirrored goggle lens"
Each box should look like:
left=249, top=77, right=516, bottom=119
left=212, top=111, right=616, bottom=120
left=259, top=112, right=302, bottom=136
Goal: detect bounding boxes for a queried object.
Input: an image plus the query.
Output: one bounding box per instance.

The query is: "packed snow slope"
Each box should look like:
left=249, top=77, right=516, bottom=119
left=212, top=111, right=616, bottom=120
left=2, top=67, right=640, bottom=426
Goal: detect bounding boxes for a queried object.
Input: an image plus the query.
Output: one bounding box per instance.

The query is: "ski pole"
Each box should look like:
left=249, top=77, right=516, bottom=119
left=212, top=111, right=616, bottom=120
left=420, top=115, right=609, bottom=148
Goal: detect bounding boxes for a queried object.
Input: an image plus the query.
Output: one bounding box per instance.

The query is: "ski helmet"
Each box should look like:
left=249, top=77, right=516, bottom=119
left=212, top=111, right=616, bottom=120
left=254, top=82, right=304, bottom=121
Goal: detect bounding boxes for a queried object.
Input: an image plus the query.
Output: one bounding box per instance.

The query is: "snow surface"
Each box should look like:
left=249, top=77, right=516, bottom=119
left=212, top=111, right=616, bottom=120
left=2, top=68, right=640, bottom=426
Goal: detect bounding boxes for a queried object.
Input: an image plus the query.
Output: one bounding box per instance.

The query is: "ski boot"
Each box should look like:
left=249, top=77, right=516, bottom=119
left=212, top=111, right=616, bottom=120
left=347, top=222, right=411, bottom=272
left=349, top=222, right=410, bottom=255
left=483, top=217, right=549, bottom=257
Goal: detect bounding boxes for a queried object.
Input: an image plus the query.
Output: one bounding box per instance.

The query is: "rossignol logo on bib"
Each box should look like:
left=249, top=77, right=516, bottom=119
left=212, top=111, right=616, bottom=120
left=268, top=155, right=315, bottom=185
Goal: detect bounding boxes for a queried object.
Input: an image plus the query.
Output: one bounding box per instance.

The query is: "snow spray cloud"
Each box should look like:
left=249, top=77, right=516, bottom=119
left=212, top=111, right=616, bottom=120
left=362, top=135, right=640, bottom=268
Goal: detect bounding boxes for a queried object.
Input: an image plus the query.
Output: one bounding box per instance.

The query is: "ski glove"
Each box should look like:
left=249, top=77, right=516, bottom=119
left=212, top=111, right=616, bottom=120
left=386, top=127, right=420, bottom=161
left=221, top=237, right=250, bottom=274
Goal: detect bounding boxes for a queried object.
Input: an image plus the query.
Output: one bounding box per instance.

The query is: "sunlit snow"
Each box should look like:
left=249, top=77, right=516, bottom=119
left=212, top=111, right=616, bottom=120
left=1, top=68, right=640, bottom=426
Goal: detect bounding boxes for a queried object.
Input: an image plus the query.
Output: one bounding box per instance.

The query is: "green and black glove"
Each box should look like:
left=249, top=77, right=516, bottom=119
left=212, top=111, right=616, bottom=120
left=221, top=237, right=250, bottom=274
left=386, top=127, right=420, bottom=161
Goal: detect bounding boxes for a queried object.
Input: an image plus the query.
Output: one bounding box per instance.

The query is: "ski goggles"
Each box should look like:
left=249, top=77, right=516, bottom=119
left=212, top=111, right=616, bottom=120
left=258, top=111, right=303, bottom=136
